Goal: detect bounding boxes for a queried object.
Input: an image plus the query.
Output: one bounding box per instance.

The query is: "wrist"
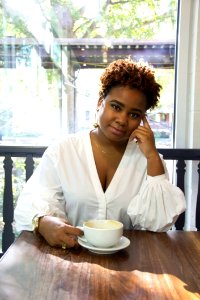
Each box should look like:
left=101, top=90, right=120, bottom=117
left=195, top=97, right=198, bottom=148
left=146, top=149, right=160, bottom=161
left=32, top=213, right=47, bottom=234
left=146, top=152, right=165, bottom=176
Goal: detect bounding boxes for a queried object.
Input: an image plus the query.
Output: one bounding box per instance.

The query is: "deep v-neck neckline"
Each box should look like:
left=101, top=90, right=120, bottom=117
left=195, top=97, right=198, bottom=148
left=84, top=131, right=134, bottom=196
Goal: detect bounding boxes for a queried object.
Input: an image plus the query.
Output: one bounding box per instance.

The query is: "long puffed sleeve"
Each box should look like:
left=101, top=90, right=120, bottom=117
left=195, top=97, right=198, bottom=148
left=127, top=174, right=186, bottom=232
left=14, top=147, right=67, bottom=232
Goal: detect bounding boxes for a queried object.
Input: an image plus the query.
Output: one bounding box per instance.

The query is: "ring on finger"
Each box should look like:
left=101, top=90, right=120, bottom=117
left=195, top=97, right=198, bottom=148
left=61, top=243, right=67, bottom=250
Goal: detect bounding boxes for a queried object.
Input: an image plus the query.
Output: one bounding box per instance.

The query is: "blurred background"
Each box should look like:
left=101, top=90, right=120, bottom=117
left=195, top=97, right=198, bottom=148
left=0, top=0, right=178, bottom=148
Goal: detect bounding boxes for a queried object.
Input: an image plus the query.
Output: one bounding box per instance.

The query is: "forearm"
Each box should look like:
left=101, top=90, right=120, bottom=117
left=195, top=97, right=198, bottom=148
left=146, top=151, right=165, bottom=176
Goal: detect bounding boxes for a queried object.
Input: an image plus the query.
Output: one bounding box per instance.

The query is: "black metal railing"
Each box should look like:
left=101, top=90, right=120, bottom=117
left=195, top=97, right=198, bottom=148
left=0, top=146, right=46, bottom=257
left=0, top=146, right=200, bottom=257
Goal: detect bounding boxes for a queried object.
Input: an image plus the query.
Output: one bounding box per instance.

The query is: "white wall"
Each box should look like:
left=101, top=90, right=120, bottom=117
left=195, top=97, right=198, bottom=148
left=175, top=0, right=200, bottom=230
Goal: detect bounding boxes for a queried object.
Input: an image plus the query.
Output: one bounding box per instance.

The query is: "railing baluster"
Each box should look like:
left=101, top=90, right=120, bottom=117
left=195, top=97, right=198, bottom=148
left=2, top=155, right=15, bottom=252
left=0, top=146, right=46, bottom=256
left=25, top=154, right=34, bottom=181
left=196, top=162, right=200, bottom=231
left=176, top=159, right=186, bottom=193
left=175, top=159, right=186, bottom=230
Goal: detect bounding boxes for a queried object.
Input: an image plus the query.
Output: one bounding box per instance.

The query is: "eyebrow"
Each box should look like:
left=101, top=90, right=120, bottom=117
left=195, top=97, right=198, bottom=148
left=110, top=99, right=143, bottom=114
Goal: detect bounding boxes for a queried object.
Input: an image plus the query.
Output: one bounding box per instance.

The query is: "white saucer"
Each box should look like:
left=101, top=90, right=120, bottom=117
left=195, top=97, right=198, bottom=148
left=78, top=236, right=130, bottom=254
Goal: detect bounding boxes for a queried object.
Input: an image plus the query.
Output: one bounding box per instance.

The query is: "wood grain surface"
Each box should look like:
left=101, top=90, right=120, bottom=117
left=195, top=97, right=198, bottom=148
left=0, top=230, right=200, bottom=300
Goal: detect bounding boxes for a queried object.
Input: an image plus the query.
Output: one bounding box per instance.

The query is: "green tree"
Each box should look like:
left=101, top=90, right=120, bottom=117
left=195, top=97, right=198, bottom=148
left=0, top=0, right=177, bottom=39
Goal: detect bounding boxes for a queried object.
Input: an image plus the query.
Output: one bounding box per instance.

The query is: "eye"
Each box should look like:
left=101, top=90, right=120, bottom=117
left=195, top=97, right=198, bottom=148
left=129, top=112, right=141, bottom=119
left=111, top=103, right=121, bottom=111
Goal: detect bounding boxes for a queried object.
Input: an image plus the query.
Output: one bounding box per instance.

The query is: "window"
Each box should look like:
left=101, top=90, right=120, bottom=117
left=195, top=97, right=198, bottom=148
left=0, top=0, right=178, bottom=147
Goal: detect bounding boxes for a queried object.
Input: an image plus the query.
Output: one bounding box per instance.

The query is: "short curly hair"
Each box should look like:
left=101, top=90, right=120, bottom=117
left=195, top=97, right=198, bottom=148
left=99, top=58, right=162, bottom=111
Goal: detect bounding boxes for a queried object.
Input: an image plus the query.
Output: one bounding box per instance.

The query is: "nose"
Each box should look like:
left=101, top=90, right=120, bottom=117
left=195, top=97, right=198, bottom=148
left=116, top=112, right=128, bottom=126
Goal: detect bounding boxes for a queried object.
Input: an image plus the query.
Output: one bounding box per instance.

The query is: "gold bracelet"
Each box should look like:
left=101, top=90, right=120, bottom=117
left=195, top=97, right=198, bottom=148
left=32, top=213, right=47, bottom=234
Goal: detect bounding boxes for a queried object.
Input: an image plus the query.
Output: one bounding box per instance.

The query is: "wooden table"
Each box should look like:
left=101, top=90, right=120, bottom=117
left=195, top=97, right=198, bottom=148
left=0, top=230, right=200, bottom=300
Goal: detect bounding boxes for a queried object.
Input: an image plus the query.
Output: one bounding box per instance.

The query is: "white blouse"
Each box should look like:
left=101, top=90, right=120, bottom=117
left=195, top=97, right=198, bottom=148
left=14, top=131, right=186, bottom=232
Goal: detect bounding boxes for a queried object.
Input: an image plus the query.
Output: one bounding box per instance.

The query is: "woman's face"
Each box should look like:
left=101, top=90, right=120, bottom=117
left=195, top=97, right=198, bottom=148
left=97, top=86, right=147, bottom=143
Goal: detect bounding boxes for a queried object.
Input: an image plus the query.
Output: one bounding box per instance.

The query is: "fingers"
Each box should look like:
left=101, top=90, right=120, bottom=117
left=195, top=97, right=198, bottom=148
left=39, top=216, right=83, bottom=249
left=61, top=234, right=79, bottom=248
left=59, top=225, right=83, bottom=248
left=129, top=115, right=152, bottom=142
left=130, top=126, right=151, bottom=143
left=142, top=115, right=151, bottom=129
left=59, top=224, right=83, bottom=248
left=63, top=224, right=83, bottom=237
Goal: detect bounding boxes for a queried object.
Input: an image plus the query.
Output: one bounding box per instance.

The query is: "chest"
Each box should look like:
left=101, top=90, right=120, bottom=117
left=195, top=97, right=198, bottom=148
left=93, top=150, right=124, bottom=192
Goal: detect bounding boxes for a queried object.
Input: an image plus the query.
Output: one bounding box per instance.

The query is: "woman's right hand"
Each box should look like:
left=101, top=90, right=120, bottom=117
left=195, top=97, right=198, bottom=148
left=38, top=215, right=83, bottom=248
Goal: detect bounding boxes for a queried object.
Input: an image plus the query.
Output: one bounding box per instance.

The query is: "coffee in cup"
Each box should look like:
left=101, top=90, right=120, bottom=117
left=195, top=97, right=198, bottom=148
left=83, top=219, right=123, bottom=248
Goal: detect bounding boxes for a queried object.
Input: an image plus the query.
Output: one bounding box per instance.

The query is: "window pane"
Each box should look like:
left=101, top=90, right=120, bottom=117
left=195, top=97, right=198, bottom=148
left=0, top=1, right=178, bottom=246
left=0, top=0, right=178, bottom=147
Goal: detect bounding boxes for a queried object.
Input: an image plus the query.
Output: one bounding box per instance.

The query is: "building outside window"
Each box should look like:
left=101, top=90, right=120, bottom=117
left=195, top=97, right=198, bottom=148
left=2, top=0, right=191, bottom=250
left=0, top=0, right=178, bottom=148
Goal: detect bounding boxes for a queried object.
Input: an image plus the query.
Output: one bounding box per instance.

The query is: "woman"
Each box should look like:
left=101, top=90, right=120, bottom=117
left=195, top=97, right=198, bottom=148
left=14, top=58, right=186, bottom=249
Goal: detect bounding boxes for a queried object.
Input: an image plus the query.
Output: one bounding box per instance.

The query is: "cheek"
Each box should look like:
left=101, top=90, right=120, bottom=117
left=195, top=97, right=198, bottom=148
left=98, top=109, right=108, bottom=125
left=99, top=106, right=112, bottom=121
left=128, top=119, right=142, bottom=130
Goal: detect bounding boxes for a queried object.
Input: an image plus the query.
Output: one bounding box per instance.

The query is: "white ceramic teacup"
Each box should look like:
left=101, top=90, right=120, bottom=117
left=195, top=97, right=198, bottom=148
left=83, top=219, right=123, bottom=248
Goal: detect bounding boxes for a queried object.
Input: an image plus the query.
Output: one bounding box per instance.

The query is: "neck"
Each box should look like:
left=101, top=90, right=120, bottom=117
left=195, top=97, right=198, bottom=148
left=91, top=128, right=128, bottom=152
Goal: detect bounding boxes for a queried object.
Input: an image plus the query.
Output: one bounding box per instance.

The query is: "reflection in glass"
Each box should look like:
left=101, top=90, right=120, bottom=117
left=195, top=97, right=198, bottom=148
left=0, top=0, right=178, bottom=148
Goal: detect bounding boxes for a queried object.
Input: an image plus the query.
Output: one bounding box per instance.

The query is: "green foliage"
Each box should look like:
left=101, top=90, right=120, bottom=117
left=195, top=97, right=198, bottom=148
left=0, top=0, right=177, bottom=39
left=71, top=0, right=177, bottom=39
left=0, top=3, right=32, bottom=37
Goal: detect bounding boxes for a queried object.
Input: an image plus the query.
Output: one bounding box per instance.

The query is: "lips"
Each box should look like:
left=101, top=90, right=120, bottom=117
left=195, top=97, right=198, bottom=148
left=109, top=126, right=126, bottom=137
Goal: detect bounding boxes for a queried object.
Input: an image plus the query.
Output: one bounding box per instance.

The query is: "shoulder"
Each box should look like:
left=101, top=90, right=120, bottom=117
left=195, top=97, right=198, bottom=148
left=44, top=130, right=90, bottom=157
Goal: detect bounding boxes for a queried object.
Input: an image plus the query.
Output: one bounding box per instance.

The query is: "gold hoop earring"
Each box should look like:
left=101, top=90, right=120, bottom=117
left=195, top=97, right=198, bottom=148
left=93, top=122, right=99, bottom=128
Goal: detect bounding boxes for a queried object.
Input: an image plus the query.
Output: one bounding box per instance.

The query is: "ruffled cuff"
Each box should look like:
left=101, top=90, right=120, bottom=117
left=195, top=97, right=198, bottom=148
left=146, top=173, right=168, bottom=182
